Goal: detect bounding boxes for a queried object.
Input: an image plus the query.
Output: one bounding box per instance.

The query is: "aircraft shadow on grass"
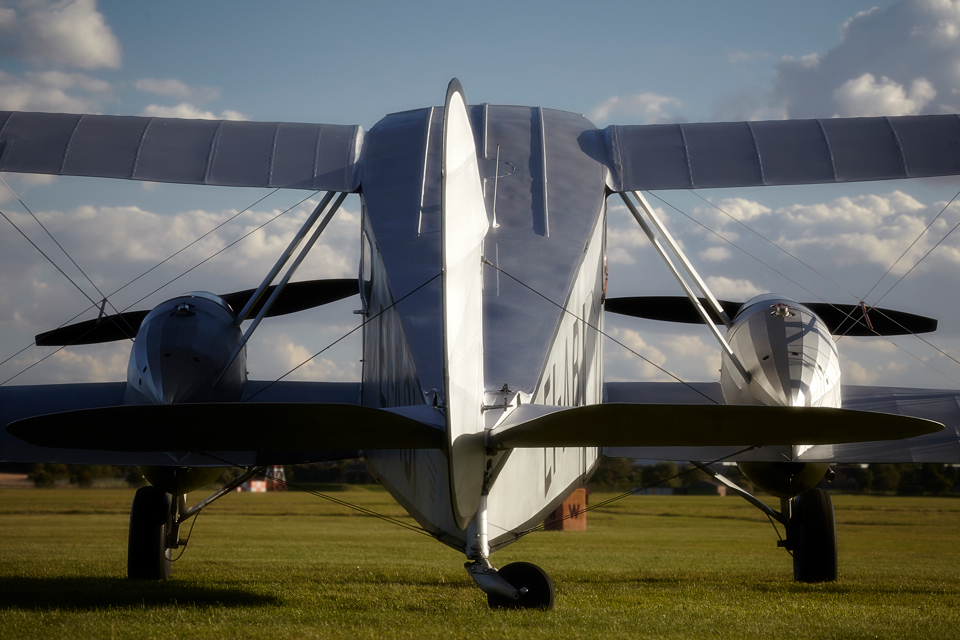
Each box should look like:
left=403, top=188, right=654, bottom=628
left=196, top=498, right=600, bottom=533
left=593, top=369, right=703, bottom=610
left=0, top=577, right=278, bottom=610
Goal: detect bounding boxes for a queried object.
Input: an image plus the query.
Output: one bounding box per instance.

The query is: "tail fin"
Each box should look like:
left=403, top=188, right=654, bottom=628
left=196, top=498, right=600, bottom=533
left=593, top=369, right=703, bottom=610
left=441, top=79, right=489, bottom=528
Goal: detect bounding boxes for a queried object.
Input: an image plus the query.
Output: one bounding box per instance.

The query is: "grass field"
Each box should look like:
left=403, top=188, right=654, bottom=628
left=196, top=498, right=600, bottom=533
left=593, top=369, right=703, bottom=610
left=1, top=486, right=959, bottom=639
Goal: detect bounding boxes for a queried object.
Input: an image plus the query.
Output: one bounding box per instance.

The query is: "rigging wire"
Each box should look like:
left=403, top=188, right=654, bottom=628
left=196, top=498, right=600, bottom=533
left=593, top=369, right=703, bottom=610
left=516, top=446, right=756, bottom=538
left=0, top=176, right=126, bottom=322
left=684, top=189, right=861, bottom=302
left=0, top=188, right=283, bottom=370
left=200, top=459, right=437, bottom=539
left=242, top=273, right=442, bottom=403
left=645, top=191, right=960, bottom=387
left=480, top=258, right=719, bottom=405
left=0, top=208, right=104, bottom=310
left=860, top=187, right=960, bottom=305
left=1, top=190, right=312, bottom=386
left=871, top=210, right=960, bottom=309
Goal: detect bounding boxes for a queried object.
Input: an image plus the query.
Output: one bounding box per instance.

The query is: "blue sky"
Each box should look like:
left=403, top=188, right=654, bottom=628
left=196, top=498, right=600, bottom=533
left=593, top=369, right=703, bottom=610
left=4, top=0, right=960, bottom=393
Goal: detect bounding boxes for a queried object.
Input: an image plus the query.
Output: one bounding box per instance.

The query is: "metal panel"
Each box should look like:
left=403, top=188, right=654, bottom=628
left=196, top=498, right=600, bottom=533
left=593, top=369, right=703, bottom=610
left=0, top=111, right=363, bottom=192
left=605, top=114, right=960, bottom=191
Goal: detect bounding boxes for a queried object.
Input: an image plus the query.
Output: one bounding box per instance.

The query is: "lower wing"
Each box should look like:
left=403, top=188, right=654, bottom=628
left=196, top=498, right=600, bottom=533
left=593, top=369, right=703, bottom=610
left=603, top=382, right=960, bottom=463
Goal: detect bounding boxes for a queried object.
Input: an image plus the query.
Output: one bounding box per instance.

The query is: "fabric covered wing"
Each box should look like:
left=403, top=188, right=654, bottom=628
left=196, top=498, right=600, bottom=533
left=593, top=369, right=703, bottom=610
left=0, top=112, right=363, bottom=191
left=604, top=115, right=960, bottom=191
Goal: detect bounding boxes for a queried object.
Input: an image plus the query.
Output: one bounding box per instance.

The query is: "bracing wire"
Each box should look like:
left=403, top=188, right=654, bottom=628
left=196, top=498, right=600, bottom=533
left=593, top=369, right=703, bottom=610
left=516, top=446, right=756, bottom=538
left=860, top=187, right=960, bottom=304
left=0, top=188, right=285, bottom=371
left=200, top=459, right=437, bottom=539
left=1, top=190, right=313, bottom=386
left=242, top=273, right=441, bottom=403
left=480, top=258, right=719, bottom=405
left=0, top=176, right=122, bottom=316
left=645, top=191, right=960, bottom=387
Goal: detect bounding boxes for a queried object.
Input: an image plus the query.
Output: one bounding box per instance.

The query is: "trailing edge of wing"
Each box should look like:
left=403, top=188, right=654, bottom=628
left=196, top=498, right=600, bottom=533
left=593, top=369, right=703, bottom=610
left=6, top=403, right=445, bottom=452
left=0, top=112, right=363, bottom=192
left=487, top=403, right=941, bottom=449
left=604, top=115, right=960, bottom=191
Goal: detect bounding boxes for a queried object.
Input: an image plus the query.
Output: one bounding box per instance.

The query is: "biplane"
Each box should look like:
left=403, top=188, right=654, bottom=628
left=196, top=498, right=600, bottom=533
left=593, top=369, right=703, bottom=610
left=2, top=79, right=959, bottom=609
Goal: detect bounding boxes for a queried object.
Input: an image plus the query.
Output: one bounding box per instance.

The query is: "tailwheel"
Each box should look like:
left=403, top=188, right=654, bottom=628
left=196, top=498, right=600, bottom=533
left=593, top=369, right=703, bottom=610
left=128, top=486, right=172, bottom=580
left=487, top=562, right=555, bottom=610
left=789, top=488, right=837, bottom=583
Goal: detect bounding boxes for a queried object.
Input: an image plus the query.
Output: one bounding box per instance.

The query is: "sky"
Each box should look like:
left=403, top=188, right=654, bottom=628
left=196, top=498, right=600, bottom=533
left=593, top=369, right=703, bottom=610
left=4, top=0, right=960, bottom=394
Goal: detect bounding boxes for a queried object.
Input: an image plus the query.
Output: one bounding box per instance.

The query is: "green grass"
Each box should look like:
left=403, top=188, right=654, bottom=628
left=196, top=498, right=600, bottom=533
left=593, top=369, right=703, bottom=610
left=1, top=488, right=959, bottom=639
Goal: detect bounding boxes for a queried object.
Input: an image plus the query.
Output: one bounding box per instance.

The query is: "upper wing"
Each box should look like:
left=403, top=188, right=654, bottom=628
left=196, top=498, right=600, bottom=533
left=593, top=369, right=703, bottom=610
left=603, top=115, right=960, bottom=191
left=0, top=112, right=363, bottom=192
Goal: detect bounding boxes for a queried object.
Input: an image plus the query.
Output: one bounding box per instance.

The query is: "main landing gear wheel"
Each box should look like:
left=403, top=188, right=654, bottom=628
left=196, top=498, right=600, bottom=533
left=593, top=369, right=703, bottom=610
left=128, top=486, right=172, bottom=580
left=487, top=562, right=555, bottom=610
left=790, top=488, right=837, bottom=583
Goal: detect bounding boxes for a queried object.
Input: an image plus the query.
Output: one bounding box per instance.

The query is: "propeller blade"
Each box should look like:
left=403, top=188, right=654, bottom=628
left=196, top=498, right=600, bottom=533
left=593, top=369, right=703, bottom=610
left=35, top=278, right=360, bottom=346
left=804, top=303, right=937, bottom=336
left=220, top=278, right=359, bottom=319
left=604, top=296, right=741, bottom=325
left=605, top=297, right=937, bottom=336
left=35, top=310, right=148, bottom=346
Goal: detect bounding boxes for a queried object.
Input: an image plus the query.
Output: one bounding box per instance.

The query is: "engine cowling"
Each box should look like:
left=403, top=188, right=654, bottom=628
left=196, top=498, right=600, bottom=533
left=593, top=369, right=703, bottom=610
left=125, top=292, right=246, bottom=493
left=125, top=292, right=247, bottom=406
left=720, top=294, right=838, bottom=497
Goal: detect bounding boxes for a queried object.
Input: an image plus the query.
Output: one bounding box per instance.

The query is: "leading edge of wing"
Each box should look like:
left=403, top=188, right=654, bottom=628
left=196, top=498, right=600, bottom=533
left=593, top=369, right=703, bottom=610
left=0, top=112, right=363, bottom=192
left=487, top=403, right=941, bottom=449
left=604, top=115, right=960, bottom=191
left=5, top=403, right=445, bottom=453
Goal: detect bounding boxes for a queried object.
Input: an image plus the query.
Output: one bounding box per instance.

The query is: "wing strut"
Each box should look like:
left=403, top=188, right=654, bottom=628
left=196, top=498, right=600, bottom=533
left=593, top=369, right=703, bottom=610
left=217, top=191, right=348, bottom=380
left=619, top=191, right=750, bottom=383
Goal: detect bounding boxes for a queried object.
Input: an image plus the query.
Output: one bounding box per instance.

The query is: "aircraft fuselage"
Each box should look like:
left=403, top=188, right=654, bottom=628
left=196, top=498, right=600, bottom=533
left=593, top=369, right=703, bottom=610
left=359, top=104, right=608, bottom=548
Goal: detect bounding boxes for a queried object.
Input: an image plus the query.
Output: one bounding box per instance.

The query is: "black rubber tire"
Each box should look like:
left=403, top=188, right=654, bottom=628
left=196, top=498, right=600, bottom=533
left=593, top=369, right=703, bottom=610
left=487, top=562, right=555, bottom=610
left=128, top=486, right=172, bottom=580
left=791, top=488, right=837, bottom=583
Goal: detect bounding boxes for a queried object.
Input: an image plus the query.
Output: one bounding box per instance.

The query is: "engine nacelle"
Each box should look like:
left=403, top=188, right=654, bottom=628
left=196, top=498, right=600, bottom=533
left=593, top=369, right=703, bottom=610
left=720, top=294, right=841, bottom=408
left=720, top=294, right=839, bottom=497
left=125, top=292, right=247, bottom=405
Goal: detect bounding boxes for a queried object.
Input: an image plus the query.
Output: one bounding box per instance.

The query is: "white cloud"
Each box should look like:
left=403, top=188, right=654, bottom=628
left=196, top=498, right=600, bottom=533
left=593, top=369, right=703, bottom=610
left=248, top=333, right=360, bottom=382
left=0, top=194, right=362, bottom=384
left=726, top=50, right=770, bottom=64
left=704, top=276, right=763, bottom=299
left=0, top=0, right=121, bottom=70
left=588, top=92, right=684, bottom=124
left=141, top=103, right=248, bottom=121
left=135, top=78, right=220, bottom=103
left=663, top=335, right=721, bottom=379
left=707, top=197, right=772, bottom=223
left=772, top=0, right=960, bottom=117
left=603, top=326, right=669, bottom=381
left=698, top=246, right=731, bottom=262
left=0, top=69, right=111, bottom=112
left=833, top=73, right=936, bottom=116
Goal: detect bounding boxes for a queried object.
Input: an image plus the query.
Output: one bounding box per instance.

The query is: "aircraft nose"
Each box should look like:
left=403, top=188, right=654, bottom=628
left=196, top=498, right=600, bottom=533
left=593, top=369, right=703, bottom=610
left=783, top=350, right=838, bottom=408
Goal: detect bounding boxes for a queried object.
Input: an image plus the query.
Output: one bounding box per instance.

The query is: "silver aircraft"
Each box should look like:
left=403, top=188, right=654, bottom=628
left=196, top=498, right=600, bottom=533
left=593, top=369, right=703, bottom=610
left=2, top=79, right=960, bottom=608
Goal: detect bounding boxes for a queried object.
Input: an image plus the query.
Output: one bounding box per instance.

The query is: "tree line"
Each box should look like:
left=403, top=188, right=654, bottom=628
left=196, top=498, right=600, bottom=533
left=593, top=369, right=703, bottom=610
left=14, top=459, right=960, bottom=496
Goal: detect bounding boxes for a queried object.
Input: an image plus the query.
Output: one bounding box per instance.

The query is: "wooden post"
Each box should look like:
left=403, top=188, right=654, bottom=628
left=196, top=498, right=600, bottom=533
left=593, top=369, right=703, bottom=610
left=544, top=487, right=587, bottom=531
